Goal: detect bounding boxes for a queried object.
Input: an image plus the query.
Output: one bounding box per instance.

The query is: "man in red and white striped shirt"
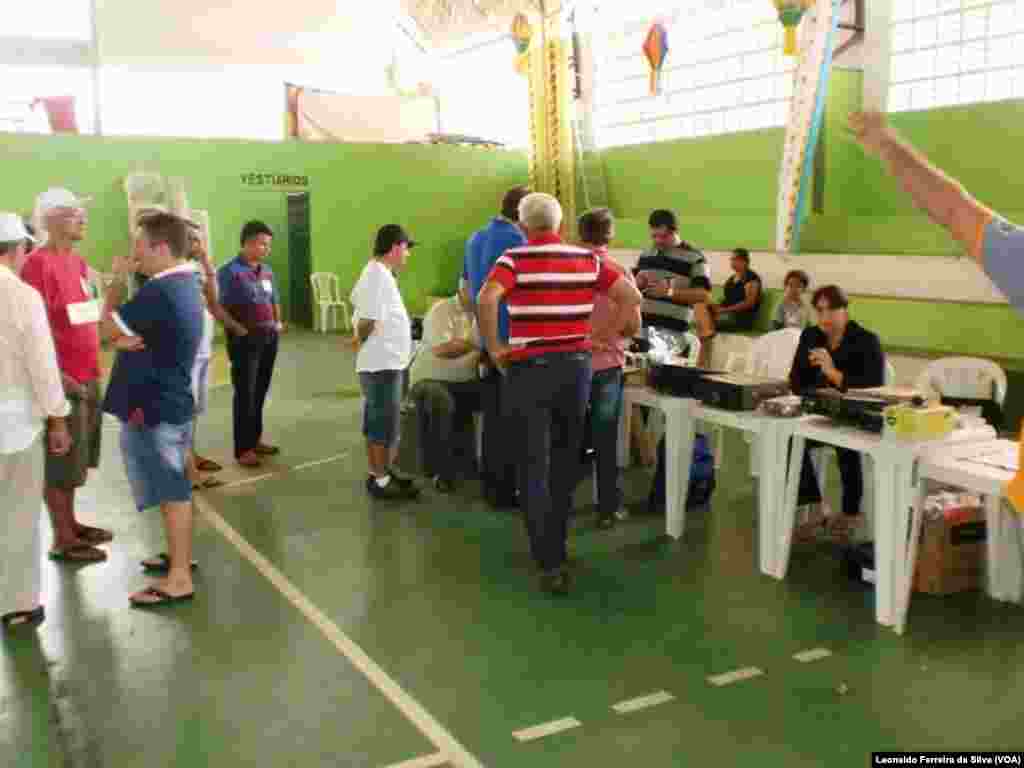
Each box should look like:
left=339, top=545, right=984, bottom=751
left=479, top=193, right=642, bottom=595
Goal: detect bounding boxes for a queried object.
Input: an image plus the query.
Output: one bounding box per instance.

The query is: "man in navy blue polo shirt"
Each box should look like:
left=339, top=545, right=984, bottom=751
left=464, top=185, right=529, bottom=508
left=217, top=221, right=285, bottom=467
left=100, top=212, right=203, bottom=608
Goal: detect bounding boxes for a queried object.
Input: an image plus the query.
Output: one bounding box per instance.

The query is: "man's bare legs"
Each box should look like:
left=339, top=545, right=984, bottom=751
left=131, top=500, right=194, bottom=603
left=45, top=486, right=106, bottom=561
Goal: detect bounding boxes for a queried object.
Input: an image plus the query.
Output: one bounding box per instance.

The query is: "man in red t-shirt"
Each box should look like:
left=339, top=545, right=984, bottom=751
left=21, top=188, right=111, bottom=563
left=478, top=193, right=642, bottom=595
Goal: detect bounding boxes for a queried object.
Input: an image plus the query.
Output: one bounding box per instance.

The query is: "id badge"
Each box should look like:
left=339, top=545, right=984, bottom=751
left=67, top=299, right=101, bottom=325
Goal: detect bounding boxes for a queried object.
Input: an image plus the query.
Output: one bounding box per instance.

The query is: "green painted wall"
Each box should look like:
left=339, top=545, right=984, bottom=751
left=0, top=133, right=528, bottom=320
left=599, top=76, right=1024, bottom=369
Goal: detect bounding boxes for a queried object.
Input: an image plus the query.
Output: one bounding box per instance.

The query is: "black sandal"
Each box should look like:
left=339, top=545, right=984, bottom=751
left=1, top=606, right=45, bottom=630
left=140, top=553, right=198, bottom=573
left=129, top=587, right=195, bottom=609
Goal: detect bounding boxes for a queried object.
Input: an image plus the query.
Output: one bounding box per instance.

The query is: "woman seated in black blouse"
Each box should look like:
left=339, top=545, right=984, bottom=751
left=788, top=285, right=885, bottom=540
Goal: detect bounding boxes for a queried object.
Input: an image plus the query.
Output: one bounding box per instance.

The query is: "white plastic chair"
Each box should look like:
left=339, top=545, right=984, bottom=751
left=913, top=357, right=1008, bottom=408
left=707, top=335, right=755, bottom=469
left=743, top=329, right=803, bottom=476
left=310, top=272, right=350, bottom=333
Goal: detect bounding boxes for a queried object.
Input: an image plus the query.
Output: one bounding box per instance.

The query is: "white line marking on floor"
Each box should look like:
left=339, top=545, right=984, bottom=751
left=219, top=473, right=275, bottom=489
left=380, top=752, right=449, bottom=768
left=707, top=667, right=764, bottom=687
left=792, top=648, right=832, bottom=663
left=611, top=690, right=675, bottom=714
left=293, top=452, right=349, bottom=471
left=196, top=496, right=483, bottom=768
left=511, top=717, right=582, bottom=743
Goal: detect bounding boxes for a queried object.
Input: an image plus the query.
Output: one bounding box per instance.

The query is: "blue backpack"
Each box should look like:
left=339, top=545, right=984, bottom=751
left=650, top=433, right=716, bottom=509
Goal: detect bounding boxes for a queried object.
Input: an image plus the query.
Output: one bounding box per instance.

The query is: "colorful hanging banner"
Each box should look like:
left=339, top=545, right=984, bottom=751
left=775, top=0, right=841, bottom=255
left=642, top=23, right=669, bottom=96
left=774, top=0, right=815, bottom=56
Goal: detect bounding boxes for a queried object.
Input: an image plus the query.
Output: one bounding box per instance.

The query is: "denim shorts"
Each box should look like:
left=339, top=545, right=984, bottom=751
left=359, top=370, right=404, bottom=446
left=119, top=421, right=194, bottom=512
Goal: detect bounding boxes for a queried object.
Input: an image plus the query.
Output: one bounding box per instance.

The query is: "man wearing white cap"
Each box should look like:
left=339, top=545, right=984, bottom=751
left=20, top=188, right=112, bottom=563
left=0, top=213, right=72, bottom=630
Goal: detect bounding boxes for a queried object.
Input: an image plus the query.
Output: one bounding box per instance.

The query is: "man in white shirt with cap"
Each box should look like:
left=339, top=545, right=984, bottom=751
left=0, top=213, right=72, bottom=630
left=21, top=187, right=112, bottom=563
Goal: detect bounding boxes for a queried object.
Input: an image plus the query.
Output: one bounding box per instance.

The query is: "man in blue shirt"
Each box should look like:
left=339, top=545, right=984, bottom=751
left=463, top=185, right=529, bottom=507
left=100, top=212, right=203, bottom=608
left=217, top=221, right=285, bottom=467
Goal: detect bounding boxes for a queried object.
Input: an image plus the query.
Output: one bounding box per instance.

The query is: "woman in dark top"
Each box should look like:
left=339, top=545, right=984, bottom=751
left=710, top=247, right=761, bottom=331
left=789, top=285, right=885, bottom=540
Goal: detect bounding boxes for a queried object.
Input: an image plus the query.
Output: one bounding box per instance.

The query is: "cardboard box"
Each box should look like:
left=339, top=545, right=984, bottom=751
left=913, top=502, right=987, bottom=595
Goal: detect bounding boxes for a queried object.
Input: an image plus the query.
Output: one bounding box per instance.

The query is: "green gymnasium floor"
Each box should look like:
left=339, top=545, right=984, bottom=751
left=4, top=331, right=1023, bottom=768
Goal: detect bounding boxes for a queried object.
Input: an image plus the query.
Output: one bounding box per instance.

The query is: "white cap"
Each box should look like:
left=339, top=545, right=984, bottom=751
left=36, top=187, right=91, bottom=216
left=0, top=212, right=35, bottom=244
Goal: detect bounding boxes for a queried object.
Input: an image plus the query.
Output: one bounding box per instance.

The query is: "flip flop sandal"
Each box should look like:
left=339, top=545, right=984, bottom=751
left=141, top=553, right=199, bottom=573
left=199, top=477, right=225, bottom=489
left=1, top=606, right=45, bottom=630
left=195, top=458, right=223, bottom=472
left=129, top=587, right=195, bottom=609
left=77, top=525, right=114, bottom=545
left=49, top=544, right=107, bottom=563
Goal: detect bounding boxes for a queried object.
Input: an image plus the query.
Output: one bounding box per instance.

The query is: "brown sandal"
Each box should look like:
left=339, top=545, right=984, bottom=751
left=76, top=525, right=114, bottom=545
left=49, top=544, right=107, bottom=563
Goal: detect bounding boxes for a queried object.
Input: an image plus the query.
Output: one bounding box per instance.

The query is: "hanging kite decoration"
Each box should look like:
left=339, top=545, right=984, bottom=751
left=642, top=22, right=669, bottom=96
left=512, top=13, right=533, bottom=76
left=773, top=0, right=815, bottom=56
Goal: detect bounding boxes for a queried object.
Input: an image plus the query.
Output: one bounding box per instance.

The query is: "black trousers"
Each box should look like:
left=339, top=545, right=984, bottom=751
left=411, top=379, right=482, bottom=483
left=228, top=333, right=279, bottom=458
left=506, top=353, right=593, bottom=572
left=797, top=442, right=864, bottom=516
left=480, top=367, right=517, bottom=499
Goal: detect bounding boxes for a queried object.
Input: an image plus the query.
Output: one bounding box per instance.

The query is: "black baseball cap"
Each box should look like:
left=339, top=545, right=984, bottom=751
left=374, top=224, right=417, bottom=255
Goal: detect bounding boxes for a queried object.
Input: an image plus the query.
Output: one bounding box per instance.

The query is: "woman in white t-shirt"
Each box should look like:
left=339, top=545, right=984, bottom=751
left=350, top=225, right=419, bottom=501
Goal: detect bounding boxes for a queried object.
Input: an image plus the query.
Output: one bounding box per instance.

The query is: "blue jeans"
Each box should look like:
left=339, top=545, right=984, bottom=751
left=506, top=352, right=593, bottom=572
left=589, top=367, right=624, bottom=517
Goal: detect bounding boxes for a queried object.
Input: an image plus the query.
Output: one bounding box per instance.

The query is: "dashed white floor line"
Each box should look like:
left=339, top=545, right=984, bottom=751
left=195, top=495, right=483, bottom=768
left=380, top=752, right=449, bottom=768
left=707, top=667, right=764, bottom=687
left=793, top=648, right=833, bottom=663
left=611, top=690, right=676, bottom=714
left=293, top=452, right=349, bottom=471
left=512, top=717, right=582, bottom=743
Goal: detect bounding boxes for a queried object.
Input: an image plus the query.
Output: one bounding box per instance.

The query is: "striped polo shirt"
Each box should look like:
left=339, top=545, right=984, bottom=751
left=488, top=232, right=621, bottom=361
left=634, top=240, right=711, bottom=332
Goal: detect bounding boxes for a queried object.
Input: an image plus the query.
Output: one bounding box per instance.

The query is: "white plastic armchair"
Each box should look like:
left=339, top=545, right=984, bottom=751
left=310, top=272, right=351, bottom=333
left=914, top=357, right=1008, bottom=407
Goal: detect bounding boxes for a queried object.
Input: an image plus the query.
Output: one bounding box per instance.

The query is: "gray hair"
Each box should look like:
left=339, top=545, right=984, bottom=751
left=518, top=192, right=562, bottom=233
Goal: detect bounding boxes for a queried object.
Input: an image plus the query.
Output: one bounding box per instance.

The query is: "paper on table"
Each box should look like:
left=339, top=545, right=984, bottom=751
left=953, top=440, right=1020, bottom=472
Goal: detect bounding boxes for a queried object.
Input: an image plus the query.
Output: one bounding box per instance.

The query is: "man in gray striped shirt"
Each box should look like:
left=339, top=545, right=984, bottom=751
left=633, top=209, right=713, bottom=358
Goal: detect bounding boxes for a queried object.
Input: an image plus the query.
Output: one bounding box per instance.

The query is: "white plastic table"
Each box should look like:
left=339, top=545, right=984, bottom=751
left=905, top=440, right=1024, bottom=634
left=619, top=386, right=797, bottom=575
left=780, top=418, right=997, bottom=631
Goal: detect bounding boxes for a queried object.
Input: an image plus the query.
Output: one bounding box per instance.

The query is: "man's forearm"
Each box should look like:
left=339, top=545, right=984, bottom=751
left=478, top=300, right=501, bottom=354
left=672, top=287, right=711, bottom=306
left=434, top=340, right=474, bottom=359
left=879, top=133, right=991, bottom=261
left=357, top=319, right=375, bottom=344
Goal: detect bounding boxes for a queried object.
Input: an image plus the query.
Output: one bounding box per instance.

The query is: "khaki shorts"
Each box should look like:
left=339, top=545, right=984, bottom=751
left=44, top=380, right=102, bottom=490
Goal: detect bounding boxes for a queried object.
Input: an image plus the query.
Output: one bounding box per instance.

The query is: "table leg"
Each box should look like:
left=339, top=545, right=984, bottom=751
left=896, top=476, right=927, bottom=636
left=756, top=421, right=787, bottom=578
left=984, top=494, right=1004, bottom=601
left=776, top=433, right=805, bottom=580
left=872, top=454, right=913, bottom=628
left=664, top=400, right=696, bottom=540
